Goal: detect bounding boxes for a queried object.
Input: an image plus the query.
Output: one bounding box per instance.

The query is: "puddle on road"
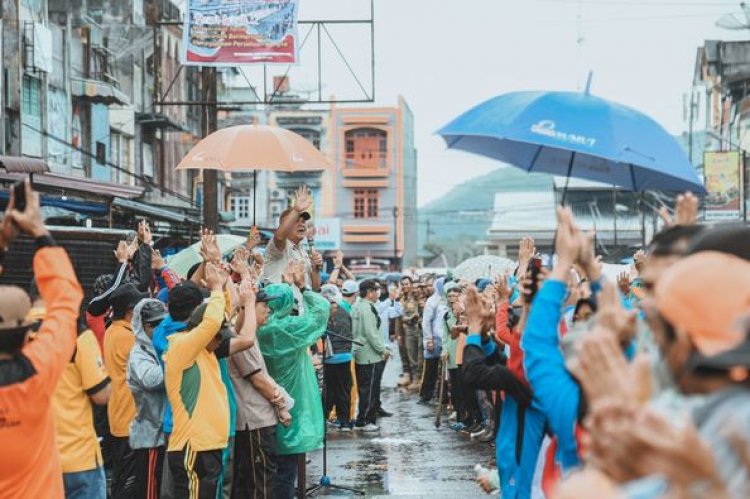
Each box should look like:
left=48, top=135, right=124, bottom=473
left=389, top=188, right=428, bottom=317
left=368, top=437, right=419, bottom=446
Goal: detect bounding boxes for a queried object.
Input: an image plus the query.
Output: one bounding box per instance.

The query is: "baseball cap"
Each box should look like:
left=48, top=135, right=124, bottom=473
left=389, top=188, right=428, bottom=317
left=341, top=280, right=358, bottom=296
left=256, top=289, right=281, bottom=304
left=141, top=300, right=168, bottom=325
left=655, top=251, right=750, bottom=358
left=279, top=206, right=311, bottom=223
left=110, top=283, right=148, bottom=319
left=0, top=286, right=33, bottom=331
left=320, top=284, right=343, bottom=304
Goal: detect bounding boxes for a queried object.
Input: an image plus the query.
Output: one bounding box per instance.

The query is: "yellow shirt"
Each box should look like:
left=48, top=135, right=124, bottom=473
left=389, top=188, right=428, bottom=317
left=53, top=330, right=109, bottom=473
left=104, top=319, right=136, bottom=437
left=165, top=291, right=229, bottom=452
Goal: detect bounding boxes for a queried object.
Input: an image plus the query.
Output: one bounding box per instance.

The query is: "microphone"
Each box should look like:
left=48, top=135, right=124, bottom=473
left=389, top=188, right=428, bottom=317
left=307, top=229, right=322, bottom=270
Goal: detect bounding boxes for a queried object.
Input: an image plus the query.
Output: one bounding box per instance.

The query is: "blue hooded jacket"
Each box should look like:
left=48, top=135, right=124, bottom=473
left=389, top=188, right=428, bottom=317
left=152, top=315, right=187, bottom=434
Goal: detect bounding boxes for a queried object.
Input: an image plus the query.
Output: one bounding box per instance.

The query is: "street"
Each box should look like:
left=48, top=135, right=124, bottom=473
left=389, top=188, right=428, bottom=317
left=306, top=352, right=487, bottom=498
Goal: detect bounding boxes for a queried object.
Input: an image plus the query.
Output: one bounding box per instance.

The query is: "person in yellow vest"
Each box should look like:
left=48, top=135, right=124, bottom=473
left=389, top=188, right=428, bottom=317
left=53, top=322, right=111, bottom=498
left=164, top=263, right=258, bottom=498
left=104, top=282, right=146, bottom=498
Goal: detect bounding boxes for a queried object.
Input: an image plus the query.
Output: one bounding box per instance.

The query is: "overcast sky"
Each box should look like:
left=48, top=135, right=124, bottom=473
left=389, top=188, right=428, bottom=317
left=187, top=0, right=749, bottom=206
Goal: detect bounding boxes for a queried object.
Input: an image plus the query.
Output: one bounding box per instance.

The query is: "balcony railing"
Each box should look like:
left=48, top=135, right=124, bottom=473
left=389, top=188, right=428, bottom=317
left=345, top=151, right=387, bottom=169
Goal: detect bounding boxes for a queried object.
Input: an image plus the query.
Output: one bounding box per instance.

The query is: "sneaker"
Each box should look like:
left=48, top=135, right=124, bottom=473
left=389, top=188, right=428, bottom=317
left=461, top=422, right=482, bottom=435
left=339, top=426, right=352, bottom=433
left=353, top=420, right=365, bottom=430
left=448, top=411, right=457, bottom=421
left=470, top=425, right=488, bottom=439
left=326, top=419, right=340, bottom=428
left=377, top=408, right=393, bottom=417
left=362, top=423, right=379, bottom=433
left=478, top=428, right=495, bottom=443
left=450, top=422, right=466, bottom=432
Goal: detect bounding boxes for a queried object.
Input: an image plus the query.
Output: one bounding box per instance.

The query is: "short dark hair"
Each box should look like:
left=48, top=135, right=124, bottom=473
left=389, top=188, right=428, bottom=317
left=359, top=279, right=379, bottom=298
left=648, top=225, right=705, bottom=257
left=400, top=275, right=413, bottom=284
left=687, top=224, right=750, bottom=261
left=186, top=262, right=202, bottom=281
left=168, top=281, right=205, bottom=322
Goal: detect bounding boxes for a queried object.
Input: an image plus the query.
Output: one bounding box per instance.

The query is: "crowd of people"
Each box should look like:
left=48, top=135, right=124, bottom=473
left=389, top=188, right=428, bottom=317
left=1, top=180, right=750, bottom=499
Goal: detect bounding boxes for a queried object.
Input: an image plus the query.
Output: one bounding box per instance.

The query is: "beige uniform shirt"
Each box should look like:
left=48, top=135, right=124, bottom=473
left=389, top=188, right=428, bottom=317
left=261, top=239, right=312, bottom=312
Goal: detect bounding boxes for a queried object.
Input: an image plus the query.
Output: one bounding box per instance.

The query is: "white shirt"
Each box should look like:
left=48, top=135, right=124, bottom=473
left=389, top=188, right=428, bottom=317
left=261, top=238, right=312, bottom=312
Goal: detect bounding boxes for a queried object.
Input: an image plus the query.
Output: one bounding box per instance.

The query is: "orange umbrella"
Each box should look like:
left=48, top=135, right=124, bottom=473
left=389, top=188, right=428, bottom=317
left=176, top=124, right=332, bottom=172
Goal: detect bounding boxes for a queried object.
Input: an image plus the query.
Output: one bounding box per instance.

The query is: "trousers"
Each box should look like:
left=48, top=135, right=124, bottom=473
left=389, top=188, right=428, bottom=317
left=355, top=361, right=385, bottom=425
left=167, top=445, right=223, bottom=499
left=232, top=426, right=277, bottom=499
left=324, top=362, right=353, bottom=425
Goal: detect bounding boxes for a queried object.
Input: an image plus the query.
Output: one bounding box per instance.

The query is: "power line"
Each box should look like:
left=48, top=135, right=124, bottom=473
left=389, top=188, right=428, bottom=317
left=539, top=0, right=737, bottom=6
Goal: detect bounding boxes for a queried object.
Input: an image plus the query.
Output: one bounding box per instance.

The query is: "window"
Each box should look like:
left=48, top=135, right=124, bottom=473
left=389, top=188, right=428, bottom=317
left=289, top=128, right=321, bottom=150
left=344, top=128, right=387, bottom=168
left=354, top=189, right=379, bottom=219
left=231, top=197, right=251, bottom=220
left=22, top=75, right=41, bottom=118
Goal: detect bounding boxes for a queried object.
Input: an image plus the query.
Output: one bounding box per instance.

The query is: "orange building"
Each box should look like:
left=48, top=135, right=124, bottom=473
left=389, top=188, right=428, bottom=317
left=325, top=97, right=417, bottom=270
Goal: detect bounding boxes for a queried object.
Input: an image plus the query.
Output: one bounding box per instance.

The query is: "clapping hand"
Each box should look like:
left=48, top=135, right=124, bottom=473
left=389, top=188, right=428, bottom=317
left=230, top=246, right=251, bottom=277
left=238, top=275, right=257, bottom=304
left=596, top=282, right=637, bottom=345
left=204, top=262, right=229, bottom=292
left=463, top=285, right=495, bottom=335
left=517, top=236, right=536, bottom=274
left=616, top=271, right=631, bottom=296
left=494, top=271, right=511, bottom=302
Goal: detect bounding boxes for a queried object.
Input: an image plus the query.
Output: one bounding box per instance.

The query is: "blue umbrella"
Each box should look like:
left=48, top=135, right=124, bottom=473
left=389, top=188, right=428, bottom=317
left=437, top=88, right=706, bottom=198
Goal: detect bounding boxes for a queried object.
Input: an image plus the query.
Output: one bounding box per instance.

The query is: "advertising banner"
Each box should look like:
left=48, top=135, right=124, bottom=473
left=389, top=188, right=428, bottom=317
left=311, top=217, right=341, bottom=251
left=182, top=0, right=300, bottom=66
left=704, top=151, right=742, bottom=221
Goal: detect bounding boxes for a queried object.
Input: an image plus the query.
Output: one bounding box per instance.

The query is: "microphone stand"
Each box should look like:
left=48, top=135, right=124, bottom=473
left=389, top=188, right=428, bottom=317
left=307, top=329, right=365, bottom=497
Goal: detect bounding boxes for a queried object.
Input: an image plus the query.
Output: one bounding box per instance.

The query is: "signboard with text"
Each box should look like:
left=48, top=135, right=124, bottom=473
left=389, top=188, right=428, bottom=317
left=182, top=0, right=299, bottom=66
left=704, top=151, right=742, bottom=221
left=311, top=217, right=341, bottom=251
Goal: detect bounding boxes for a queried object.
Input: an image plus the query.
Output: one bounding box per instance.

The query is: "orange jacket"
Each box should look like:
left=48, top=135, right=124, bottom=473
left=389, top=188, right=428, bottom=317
left=0, top=247, right=84, bottom=498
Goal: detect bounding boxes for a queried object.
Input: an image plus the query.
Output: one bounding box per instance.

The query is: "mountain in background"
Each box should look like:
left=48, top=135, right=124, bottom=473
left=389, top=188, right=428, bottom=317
left=417, top=167, right=550, bottom=266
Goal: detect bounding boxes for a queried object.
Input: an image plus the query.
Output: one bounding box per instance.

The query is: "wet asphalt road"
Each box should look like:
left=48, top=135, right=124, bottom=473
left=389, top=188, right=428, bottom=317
left=305, top=350, right=491, bottom=498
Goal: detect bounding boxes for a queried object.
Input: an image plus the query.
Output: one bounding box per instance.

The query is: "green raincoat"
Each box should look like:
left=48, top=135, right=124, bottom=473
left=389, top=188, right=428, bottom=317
left=257, top=283, right=330, bottom=455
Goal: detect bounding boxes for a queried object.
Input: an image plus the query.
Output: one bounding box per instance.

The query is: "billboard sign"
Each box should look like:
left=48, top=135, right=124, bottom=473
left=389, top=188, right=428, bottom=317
left=182, top=0, right=300, bottom=66
left=704, top=151, right=742, bottom=221
left=310, top=217, right=341, bottom=251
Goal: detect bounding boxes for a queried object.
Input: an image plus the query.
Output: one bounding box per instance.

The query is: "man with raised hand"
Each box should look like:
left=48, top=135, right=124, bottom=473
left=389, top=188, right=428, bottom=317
left=0, top=180, right=84, bottom=498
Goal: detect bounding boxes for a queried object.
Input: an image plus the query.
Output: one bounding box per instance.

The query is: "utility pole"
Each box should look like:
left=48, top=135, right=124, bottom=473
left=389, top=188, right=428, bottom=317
left=392, top=206, right=400, bottom=271
left=201, top=66, right=218, bottom=230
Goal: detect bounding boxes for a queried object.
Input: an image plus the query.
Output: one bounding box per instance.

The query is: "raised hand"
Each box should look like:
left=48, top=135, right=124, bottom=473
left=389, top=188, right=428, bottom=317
left=238, top=275, right=257, bottom=304
left=333, top=250, right=344, bottom=268
left=246, top=225, right=262, bottom=249
left=114, top=240, right=129, bottom=263
left=293, top=185, right=313, bottom=213
left=8, top=180, right=48, bottom=238
left=200, top=228, right=221, bottom=264
left=658, top=192, right=698, bottom=227
left=230, top=246, right=251, bottom=277
left=204, top=262, right=228, bottom=291
left=494, top=272, right=511, bottom=302
left=463, top=285, right=495, bottom=335
left=633, top=249, right=646, bottom=275
left=517, top=236, right=536, bottom=270
left=616, top=271, right=630, bottom=296
left=151, top=248, right=166, bottom=270
left=577, top=229, right=601, bottom=281
left=555, top=206, right=582, bottom=268
left=137, top=219, right=153, bottom=245
left=595, top=282, right=637, bottom=344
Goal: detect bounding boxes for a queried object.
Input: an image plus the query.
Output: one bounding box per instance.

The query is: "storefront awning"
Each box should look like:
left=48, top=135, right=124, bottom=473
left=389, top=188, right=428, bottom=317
left=112, top=197, right=201, bottom=225
left=0, top=191, right=108, bottom=217
left=0, top=172, right=144, bottom=199
left=71, top=78, right=130, bottom=106
left=136, top=112, right=187, bottom=132
left=0, top=155, right=49, bottom=174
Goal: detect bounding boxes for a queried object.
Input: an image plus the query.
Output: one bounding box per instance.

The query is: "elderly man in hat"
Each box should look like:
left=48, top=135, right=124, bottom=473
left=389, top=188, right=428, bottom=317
left=104, top=282, right=147, bottom=498
left=0, top=180, right=84, bottom=498
left=261, top=186, right=323, bottom=303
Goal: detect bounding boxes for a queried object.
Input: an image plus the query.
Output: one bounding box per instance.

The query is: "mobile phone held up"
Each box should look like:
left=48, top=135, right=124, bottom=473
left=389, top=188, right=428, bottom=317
left=527, top=256, right=543, bottom=303
left=12, top=180, right=27, bottom=213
